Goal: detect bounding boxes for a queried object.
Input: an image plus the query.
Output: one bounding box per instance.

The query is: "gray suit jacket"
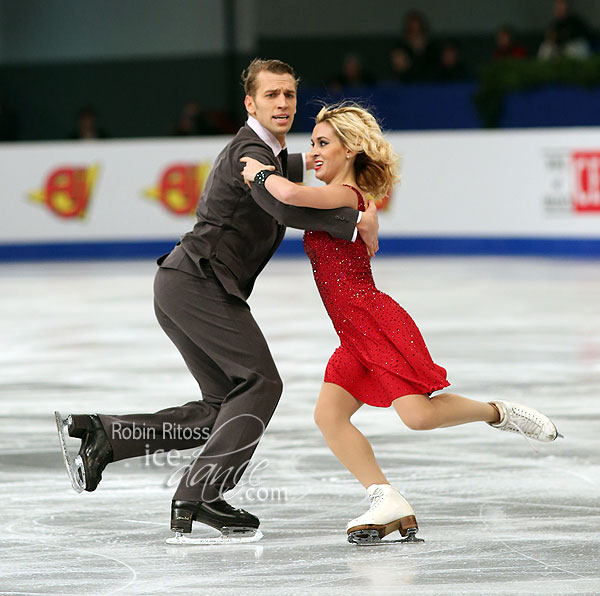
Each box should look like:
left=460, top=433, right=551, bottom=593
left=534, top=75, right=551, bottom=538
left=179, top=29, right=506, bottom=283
left=158, top=124, right=359, bottom=301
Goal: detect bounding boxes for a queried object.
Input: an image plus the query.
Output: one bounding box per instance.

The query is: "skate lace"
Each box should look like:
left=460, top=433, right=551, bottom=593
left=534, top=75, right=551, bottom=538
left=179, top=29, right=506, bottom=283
left=506, top=408, right=548, bottom=454
left=512, top=421, right=541, bottom=453
left=368, top=488, right=386, bottom=510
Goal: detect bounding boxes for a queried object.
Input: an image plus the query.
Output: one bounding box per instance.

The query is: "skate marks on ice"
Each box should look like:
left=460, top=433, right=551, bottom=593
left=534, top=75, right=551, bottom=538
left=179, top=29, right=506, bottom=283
left=1, top=259, right=600, bottom=594
left=2, top=515, right=138, bottom=596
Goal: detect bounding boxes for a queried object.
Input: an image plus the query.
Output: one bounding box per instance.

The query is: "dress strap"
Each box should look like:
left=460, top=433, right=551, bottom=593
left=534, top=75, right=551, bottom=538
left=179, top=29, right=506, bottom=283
left=342, top=184, right=366, bottom=211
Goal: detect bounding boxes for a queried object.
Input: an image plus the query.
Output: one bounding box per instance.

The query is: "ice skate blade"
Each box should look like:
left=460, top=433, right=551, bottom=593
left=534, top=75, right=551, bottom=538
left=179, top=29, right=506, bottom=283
left=54, top=411, right=85, bottom=493
left=348, top=528, right=424, bottom=546
left=166, top=528, right=263, bottom=545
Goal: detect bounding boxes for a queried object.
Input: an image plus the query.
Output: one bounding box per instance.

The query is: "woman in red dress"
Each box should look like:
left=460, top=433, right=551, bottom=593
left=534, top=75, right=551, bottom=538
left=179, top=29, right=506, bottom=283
left=241, top=104, right=561, bottom=544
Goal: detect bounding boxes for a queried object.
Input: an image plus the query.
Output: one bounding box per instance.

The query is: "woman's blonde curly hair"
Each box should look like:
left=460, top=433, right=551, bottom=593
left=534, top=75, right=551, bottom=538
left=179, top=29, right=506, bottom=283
left=315, top=103, right=400, bottom=200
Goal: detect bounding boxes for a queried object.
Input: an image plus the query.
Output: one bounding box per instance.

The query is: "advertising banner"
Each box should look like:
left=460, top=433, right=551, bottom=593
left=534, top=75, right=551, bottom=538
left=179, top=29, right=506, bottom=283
left=1, top=128, right=599, bottom=258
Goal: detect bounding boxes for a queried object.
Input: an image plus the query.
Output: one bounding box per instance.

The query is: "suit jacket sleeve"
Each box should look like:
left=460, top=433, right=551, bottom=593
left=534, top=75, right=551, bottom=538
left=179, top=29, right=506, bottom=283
left=287, top=152, right=304, bottom=183
left=235, top=141, right=359, bottom=242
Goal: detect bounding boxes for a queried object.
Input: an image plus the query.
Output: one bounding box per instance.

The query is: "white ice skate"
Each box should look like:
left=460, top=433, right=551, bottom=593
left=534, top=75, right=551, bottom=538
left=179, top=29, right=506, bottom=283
left=346, top=483, right=424, bottom=545
left=488, top=400, right=562, bottom=442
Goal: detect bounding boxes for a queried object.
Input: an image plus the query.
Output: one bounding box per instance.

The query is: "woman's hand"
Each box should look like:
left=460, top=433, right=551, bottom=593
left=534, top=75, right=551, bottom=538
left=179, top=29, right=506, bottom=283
left=240, top=157, right=275, bottom=186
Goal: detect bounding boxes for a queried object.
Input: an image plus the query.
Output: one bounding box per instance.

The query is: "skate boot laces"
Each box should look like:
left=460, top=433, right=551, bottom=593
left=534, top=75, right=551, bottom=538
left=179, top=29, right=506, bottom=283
left=490, top=400, right=562, bottom=452
left=367, top=487, right=386, bottom=511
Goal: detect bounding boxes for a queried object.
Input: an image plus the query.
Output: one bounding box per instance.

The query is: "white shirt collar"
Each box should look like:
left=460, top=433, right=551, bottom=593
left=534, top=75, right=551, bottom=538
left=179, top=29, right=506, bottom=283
left=246, top=115, right=286, bottom=157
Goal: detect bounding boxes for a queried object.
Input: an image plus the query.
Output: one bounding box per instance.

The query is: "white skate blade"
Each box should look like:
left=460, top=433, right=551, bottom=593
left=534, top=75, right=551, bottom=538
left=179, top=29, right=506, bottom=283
left=54, top=411, right=85, bottom=493
left=348, top=528, right=424, bottom=546
left=166, top=528, right=263, bottom=545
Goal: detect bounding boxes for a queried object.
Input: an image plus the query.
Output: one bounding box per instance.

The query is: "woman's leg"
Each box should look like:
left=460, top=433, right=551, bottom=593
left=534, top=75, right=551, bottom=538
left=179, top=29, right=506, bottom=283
left=314, top=382, right=388, bottom=488
left=392, top=392, right=500, bottom=431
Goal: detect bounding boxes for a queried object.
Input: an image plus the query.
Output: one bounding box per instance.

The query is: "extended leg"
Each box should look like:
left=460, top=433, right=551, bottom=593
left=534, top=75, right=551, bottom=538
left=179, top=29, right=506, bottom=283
left=392, top=393, right=561, bottom=441
left=392, top=392, right=499, bottom=431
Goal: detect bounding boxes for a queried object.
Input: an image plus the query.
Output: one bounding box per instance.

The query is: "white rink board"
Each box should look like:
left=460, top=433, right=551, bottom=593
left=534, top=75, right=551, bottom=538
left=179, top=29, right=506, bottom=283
left=0, top=128, right=599, bottom=245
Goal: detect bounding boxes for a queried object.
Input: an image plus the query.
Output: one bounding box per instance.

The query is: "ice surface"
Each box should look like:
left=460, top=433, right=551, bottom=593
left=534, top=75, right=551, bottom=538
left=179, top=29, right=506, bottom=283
left=0, top=256, right=599, bottom=595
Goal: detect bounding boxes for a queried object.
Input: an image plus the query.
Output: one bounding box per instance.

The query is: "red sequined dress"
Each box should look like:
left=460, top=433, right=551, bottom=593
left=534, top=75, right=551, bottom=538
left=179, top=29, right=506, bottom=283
left=303, top=185, right=449, bottom=407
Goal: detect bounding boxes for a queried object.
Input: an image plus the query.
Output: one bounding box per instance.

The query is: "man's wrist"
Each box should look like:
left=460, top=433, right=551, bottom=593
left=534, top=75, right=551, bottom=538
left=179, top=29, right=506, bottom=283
left=254, top=170, right=276, bottom=186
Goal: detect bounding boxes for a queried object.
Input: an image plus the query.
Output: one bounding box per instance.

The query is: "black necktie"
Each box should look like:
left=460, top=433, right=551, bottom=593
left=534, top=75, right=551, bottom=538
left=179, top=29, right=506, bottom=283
left=279, top=148, right=288, bottom=177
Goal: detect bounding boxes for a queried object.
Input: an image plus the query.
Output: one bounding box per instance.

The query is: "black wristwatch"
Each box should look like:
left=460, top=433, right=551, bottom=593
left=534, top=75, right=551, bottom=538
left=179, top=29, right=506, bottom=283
left=254, top=169, right=276, bottom=186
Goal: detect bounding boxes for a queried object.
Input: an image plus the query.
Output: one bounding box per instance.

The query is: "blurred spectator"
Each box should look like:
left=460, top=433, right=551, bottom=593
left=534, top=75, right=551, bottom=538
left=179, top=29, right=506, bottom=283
left=172, top=100, right=220, bottom=136
left=435, top=41, right=470, bottom=81
left=390, top=9, right=440, bottom=81
left=390, top=46, right=413, bottom=82
left=328, top=54, right=376, bottom=92
left=0, top=93, right=19, bottom=141
left=538, top=0, right=591, bottom=59
left=493, top=26, right=528, bottom=60
left=69, top=105, right=109, bottom=140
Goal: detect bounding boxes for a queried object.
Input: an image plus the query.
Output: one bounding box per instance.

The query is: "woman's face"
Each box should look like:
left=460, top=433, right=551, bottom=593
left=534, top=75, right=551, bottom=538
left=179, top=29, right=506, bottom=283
left=310, top=121, right=348, bottom=184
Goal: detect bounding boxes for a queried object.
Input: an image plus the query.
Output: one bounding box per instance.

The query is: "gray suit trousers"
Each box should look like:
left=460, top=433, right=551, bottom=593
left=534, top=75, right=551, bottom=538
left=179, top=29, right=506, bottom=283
left=98, top=265, right=283, bottom=502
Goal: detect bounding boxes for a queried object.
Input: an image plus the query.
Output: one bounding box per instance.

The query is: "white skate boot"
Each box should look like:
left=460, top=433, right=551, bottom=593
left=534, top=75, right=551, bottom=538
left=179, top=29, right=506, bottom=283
left=346, top=483, right=424, bottom=545
left=488, top=400, right=562, bottom=442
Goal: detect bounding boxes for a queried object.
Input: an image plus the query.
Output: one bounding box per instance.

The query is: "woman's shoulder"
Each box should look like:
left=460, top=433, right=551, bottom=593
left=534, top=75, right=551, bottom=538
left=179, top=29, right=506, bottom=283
left=341, top=184, right=366, bottom=210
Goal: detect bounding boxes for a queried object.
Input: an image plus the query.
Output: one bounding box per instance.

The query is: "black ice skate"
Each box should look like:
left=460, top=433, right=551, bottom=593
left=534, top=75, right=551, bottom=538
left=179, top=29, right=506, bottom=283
left=54, top=412, right=113, bottom=493
left=168, top=499, right=263, bottom=545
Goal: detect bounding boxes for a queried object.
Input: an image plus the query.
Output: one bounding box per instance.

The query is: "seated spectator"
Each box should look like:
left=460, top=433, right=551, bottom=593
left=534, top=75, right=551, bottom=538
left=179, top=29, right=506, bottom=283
left=493, top=26, right=528, bottom=60
left=538, top=0, right=591, bottom=59
left=390, top=9, right=440, bottom=81
left=390, top=46, right=414, bottom=82
left=435, top=41, right=470, bottom=81
left=0, top=92, right=19, bottom=141
left=172, top=100, right=220, bottom=136
left=327, top=53, right=376, bottom=92
left=69, top=106, right=109, bottom=140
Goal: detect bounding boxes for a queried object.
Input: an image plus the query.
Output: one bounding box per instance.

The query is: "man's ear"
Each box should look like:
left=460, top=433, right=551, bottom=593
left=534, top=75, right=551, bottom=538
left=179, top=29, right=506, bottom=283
left=244, top=95, right=255, bottom=117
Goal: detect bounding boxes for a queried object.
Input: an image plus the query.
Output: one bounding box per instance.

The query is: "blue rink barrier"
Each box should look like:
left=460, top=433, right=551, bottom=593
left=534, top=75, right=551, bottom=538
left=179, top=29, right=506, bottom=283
left=1, top=236, right=600, bottom=262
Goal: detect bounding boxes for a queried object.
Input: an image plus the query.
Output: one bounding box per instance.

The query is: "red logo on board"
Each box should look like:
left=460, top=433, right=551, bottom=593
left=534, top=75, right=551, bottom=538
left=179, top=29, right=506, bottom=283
left=571, top=151, right=600, bottom=212
left=145, top=163, right=211, bottom=216
left=29, top=165, right=99, bottom=218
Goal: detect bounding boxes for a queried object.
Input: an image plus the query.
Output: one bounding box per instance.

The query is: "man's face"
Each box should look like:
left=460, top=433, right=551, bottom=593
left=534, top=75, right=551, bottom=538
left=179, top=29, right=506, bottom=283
left=244, top=71, right=297, bottom=145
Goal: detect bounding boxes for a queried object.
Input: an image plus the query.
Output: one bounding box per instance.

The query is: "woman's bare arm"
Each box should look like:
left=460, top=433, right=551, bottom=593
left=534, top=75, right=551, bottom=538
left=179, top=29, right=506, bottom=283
left=240, top=156, right=357, bottom=210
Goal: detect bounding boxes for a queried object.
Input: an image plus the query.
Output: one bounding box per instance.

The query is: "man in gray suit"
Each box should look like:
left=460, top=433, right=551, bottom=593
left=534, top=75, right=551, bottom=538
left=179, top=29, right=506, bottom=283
left=57, top=58, right=378, bottom=541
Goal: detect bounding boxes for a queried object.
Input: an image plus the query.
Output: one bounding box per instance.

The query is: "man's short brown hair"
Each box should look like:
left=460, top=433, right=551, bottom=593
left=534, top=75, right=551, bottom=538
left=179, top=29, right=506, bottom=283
left=241, top=58, right=299, bottom=97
